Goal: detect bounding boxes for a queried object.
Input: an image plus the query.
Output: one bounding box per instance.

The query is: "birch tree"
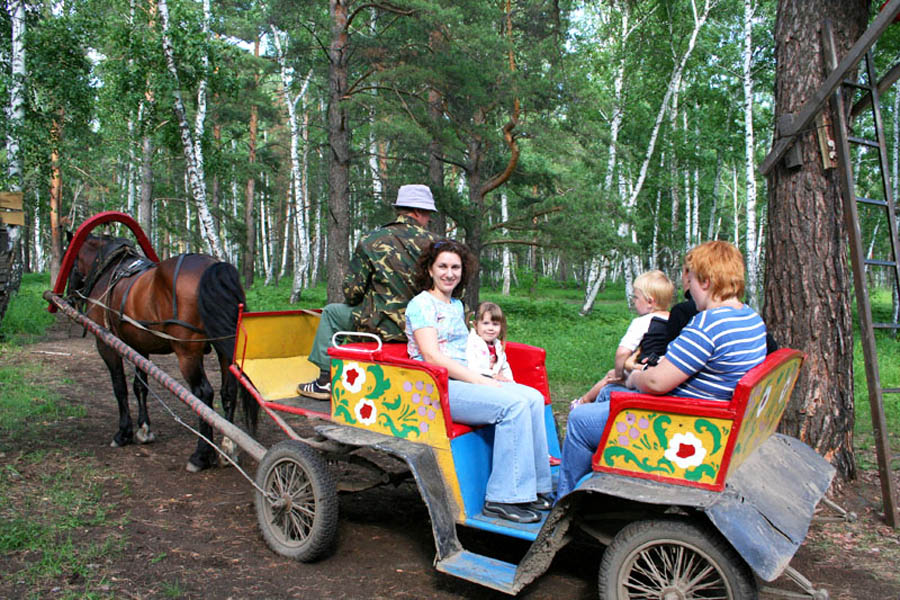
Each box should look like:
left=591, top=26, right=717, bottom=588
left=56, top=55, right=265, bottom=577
left=0, top=0, right=25, bottom=325
left=580, top=0, right=713, bottom=314
left=271, top=26, right=314, bottom=302
left=742, top=0, right=760, bottom=308
left=157, top=0, right=224, bottom=258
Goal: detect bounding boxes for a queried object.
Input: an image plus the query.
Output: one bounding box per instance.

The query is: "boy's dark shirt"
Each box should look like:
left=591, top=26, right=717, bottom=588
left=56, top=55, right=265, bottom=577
left=663, top=290, right=779, bottom=355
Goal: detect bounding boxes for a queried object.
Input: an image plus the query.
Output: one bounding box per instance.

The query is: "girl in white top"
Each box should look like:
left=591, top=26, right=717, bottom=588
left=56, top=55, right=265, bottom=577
left=466, top=302, right=514, bottom=382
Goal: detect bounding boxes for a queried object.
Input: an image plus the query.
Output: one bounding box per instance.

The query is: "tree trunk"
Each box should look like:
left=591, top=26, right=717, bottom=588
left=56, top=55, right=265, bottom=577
left=743, top=0, right=761, bottom=309
left=764, top=0, right=868, bottom=483
left=326, top=0, right=352, bottom=303
left=49, top=117, right=63, bottom=284
left=139, top=131, right=154, bottom=235
left=0, top=0, right=26, bottom=325
left=428, top=29, right=447, bottom=236
left=242, top=37, right=260, bottom=288
left=501, top=191, right=511, bottom=295
left=244, top=102, right=257, bottom=286
left=157, top=0, right=223, bottom=258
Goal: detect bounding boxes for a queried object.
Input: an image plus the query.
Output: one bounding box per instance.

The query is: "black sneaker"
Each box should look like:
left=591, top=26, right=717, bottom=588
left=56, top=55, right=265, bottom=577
left=483, top=501, right=541, bottom=523
left=525, top=493, right=554, bottom=511
left=297, top=380, right=331, bottom=400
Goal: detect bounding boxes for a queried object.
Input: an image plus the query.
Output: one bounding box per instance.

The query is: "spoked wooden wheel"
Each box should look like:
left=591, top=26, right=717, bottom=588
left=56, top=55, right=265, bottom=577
left=598, top=519, right=757, bottom=600
left=255, top=440, right=338, bottom=562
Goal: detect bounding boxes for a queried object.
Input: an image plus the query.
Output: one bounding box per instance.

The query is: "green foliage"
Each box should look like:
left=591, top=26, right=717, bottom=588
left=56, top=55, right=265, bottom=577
left=0, top=273, right=55, bottom=344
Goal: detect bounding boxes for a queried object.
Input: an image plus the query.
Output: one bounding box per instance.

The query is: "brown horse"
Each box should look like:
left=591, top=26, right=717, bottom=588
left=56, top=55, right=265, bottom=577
left=66, top=233, right=257, bottom=471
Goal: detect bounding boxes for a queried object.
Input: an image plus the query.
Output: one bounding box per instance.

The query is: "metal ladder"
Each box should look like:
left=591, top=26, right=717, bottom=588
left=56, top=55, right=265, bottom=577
left=824, top=21, right=899, bottom=527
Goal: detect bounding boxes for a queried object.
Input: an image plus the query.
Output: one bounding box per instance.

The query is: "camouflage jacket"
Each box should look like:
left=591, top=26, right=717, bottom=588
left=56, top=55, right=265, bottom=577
left=343, top=214, right=439, bottom=342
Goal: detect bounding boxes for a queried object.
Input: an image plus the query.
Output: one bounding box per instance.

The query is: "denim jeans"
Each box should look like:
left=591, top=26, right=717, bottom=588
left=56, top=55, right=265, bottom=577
left=308, top=303, right=354, bottom=371
left=556, top=383, right=629, bottom=499
left=448, top=379, right=552, bottom=504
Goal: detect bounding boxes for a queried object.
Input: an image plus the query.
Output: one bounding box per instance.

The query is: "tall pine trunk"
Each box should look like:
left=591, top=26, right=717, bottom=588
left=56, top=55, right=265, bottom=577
left=764, top=0, right=868, bottom=482
left=326, top=0, right=352, bottom=303
left=49, top=116, right=63, bottom=284
left=242, top=37, right=260, bottom=287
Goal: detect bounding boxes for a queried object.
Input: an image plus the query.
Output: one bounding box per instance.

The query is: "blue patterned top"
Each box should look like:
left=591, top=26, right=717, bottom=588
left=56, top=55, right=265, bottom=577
left=405, top=291, right=468, bottom=363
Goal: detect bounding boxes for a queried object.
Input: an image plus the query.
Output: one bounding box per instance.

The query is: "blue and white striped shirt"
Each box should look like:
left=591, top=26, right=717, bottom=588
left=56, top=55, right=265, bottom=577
left=665, top=305, right=767, bottom=401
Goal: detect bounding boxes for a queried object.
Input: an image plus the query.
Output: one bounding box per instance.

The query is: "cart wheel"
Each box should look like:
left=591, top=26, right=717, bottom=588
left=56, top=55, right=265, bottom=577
left=598, top=518, right=757, bottom=600
left=255, top=440, right=338, bottom=562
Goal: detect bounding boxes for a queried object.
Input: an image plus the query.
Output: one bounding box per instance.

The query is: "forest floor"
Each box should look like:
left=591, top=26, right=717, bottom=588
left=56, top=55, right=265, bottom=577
left=1, top=317, right=900, bottom=599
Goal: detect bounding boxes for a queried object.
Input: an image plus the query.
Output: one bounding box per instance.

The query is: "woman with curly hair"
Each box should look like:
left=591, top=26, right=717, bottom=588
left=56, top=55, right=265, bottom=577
left=404, top=239, right=552, bottom=524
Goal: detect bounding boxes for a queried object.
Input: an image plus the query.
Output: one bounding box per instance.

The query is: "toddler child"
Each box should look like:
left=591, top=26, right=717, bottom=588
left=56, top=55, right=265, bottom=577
left=571, top=270, right=674, bottom=407
left=466, top=301, right=514, bottom=382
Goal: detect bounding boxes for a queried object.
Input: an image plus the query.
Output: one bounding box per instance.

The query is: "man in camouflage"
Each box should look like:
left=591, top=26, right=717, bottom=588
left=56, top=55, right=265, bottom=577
left=298, top=184, right=439, bottom=399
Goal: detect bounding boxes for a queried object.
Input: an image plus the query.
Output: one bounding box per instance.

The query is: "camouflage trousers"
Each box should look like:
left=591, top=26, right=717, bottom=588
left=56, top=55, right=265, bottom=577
left=308, top=303, right=354, bottom=372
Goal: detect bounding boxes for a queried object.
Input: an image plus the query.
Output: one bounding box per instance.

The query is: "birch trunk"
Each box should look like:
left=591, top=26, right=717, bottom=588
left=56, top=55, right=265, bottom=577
left=157, top=0, right=223, bottom=258
left=893, top=90, right=899, bottom=325
left=732, top=166, right=740, bottom=245
left=627, top=0, right=712, bottom=218
left=1, top=0, right=26, bottom=323
left=743, top=0, right=760, bottom=308
left=580, top=258, right=609, bottom=315
left=501, top=192, right=511, bottom=295
left=583, top=0, right=630, bottom=312
left=272, top=29, right=313, bottom=302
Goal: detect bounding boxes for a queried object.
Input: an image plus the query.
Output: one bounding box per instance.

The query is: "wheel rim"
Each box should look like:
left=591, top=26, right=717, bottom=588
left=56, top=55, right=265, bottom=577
left=262, top=456, right=317, bottom=547
left=617, top=537, right=732, bottom=600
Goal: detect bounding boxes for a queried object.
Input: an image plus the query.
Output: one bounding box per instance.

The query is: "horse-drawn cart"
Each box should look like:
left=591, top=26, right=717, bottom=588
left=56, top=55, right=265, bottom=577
left=48, top=213, right=835, bottom=599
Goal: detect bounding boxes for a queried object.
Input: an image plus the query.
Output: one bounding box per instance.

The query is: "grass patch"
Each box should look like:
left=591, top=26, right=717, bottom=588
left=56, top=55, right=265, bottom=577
left=0, top=273, right=55, bottom=345
left=852, top=288, right=900, bottom=464
left=0, top=451, right=125, bottom=597
left=0, top=360, right=86, bottom=448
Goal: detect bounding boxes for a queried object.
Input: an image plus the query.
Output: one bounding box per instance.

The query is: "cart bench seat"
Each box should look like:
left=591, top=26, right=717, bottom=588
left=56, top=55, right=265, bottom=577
left=231, top=308, right=322, bottom=402
left=592, top=349, right=804, bottom=492
left=329, top=340, right=552, bottom=444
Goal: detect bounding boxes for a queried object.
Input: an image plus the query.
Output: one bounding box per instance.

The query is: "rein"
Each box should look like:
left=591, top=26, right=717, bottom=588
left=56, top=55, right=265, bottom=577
left=72, top=290, right=236, bottom=344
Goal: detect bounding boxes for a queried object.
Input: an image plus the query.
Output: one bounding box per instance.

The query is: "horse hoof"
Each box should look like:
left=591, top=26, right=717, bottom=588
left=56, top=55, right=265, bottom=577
left=135, top=424, right=156, bottom=444
left=185, top=461, right=204, bottom=473
left=218, top=437, right=241, bottom=468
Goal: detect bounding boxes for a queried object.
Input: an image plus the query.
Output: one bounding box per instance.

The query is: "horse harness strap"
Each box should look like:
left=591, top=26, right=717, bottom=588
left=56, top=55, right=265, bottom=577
left=115, top=253, right=206, bottom=335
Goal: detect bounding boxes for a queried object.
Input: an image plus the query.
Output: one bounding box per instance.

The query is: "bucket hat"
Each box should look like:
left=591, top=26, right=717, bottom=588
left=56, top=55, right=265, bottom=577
left=394, top=184, right=437, bottom=212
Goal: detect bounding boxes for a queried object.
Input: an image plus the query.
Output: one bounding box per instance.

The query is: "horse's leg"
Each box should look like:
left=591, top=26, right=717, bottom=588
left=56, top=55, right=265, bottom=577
left=132, top=360, right=156, bottom=444
left=179, top=352, right=218, bottom=472
left=98, top=341, right=134, bottom=447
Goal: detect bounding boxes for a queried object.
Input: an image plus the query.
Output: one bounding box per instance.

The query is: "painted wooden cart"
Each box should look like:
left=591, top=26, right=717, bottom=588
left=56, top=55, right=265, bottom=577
left=230, top=305, right=834, bottom=599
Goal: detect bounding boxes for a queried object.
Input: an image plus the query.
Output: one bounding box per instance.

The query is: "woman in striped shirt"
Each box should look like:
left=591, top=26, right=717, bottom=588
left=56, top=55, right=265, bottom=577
left=556, top=241, right=767, bottom=501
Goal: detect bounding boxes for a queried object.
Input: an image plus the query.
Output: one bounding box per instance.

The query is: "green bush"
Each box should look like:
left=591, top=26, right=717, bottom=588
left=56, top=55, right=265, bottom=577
left=0, top=273, right=55, bottom=344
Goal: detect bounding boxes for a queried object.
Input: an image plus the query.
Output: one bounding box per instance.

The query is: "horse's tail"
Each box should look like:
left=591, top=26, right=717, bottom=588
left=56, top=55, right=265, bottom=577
left=197, top=262, right=258, bottom=434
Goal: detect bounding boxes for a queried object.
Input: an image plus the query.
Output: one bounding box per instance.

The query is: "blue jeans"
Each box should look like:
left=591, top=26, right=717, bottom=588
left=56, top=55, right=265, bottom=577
left=556, top=383, right=629, bottom=499
left=448, top=380, right=552, bottom=504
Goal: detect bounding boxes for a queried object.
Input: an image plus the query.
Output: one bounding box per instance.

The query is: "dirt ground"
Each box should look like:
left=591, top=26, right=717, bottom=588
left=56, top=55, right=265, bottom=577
left=2, top=317, right=900, bottom=600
